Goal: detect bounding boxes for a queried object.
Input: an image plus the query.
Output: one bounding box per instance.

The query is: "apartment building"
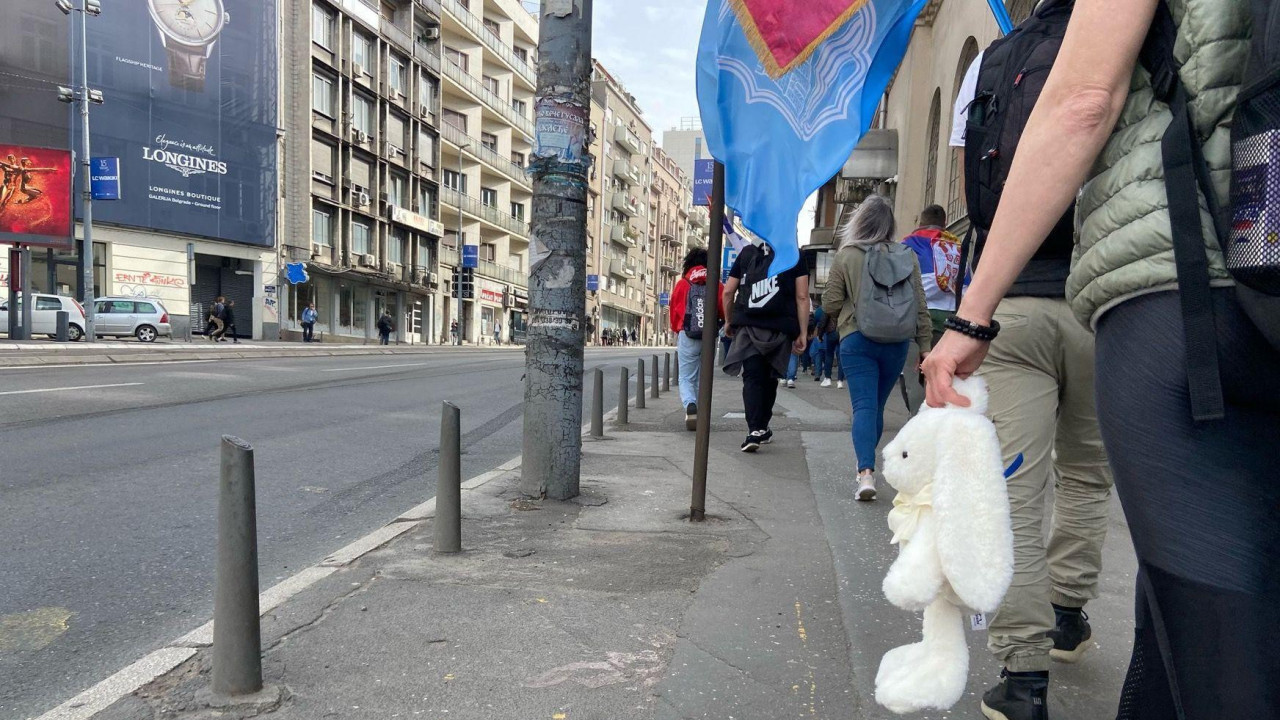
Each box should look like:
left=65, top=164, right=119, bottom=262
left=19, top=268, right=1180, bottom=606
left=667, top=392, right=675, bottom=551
left=649, top=146, right=689, bottom=345
left=661, top=120, right=708, bottom=182
left=590, top=61, right=654, bottom=343
left=438, top=0, right=537, bottom=345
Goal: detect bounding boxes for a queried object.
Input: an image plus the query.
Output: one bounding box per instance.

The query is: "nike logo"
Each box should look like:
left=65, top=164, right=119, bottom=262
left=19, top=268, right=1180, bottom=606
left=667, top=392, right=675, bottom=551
left=747, top=276, right=779, bottom=309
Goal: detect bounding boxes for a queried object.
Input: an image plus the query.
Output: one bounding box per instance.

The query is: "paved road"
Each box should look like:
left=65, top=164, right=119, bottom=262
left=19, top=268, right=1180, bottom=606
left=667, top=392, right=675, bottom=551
left=0, top=347, right=666, bottom=719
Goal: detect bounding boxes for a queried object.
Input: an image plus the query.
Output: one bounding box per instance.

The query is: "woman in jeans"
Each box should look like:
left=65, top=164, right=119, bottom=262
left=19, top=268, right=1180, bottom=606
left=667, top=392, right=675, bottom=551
left=923, top=1, right=1279, bottom=715
left=821, top=195, right=932, bottom=500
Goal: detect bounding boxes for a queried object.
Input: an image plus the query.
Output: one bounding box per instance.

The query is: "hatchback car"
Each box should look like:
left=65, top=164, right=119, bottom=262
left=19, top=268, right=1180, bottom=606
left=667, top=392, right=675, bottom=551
left=0, top=293, right=87, bottom=341
left=93, top=297, right=172, bottom=342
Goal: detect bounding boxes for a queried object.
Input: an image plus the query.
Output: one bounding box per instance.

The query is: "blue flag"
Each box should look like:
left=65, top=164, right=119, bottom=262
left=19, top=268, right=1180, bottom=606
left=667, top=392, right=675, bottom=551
left=696, top=0, right=928, bottom=274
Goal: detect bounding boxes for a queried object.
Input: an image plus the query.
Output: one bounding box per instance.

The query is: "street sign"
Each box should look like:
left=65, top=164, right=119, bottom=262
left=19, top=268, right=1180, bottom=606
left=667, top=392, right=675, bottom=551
left=721, top=244, right=741, bottom=282
left=659, top=292, right=670, bottom=307
left=586, top=274, right=599, bottom=292
left=90, top=157, right=121, bottom=200
left=461, top=244, right=479, bottom=269
left=693, top=158, right=714, bottom=206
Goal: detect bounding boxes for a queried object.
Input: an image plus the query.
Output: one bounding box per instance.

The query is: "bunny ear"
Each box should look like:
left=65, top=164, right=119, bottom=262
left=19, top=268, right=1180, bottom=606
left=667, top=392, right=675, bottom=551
left=932, top=412, right=1014, bottom=613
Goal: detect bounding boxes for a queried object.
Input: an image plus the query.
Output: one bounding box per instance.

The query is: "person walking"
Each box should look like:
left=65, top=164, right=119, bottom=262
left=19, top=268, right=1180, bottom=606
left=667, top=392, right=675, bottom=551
left=722, top=241, right=809, bottom=452
left=902, top=204, right=966, bottom=345
left=222, top=300, right=239, bottom=343
left=821, top=195, right=931, bottom=501
left=923, top=1, right=1279, bottom=718
left=493, top=322, right=502, bottom=346
left=377, top=310, right=394, bottom=345
left=206, top=296, right=226, bottom=341
left=669, top=247, right=722, bottom=430
left=301, top=302, right=318, bottom=343
left=450, top=320, right=459, bottom=345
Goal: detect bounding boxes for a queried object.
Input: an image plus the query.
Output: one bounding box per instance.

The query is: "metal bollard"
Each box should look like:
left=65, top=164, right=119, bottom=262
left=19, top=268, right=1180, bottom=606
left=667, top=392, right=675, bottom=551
left=663, top=352, right=671, bottom=392
left=590, top=368, right=604, bottom=438
left=651, top=354, right=660, bottom=399
left=212, top=436, right=263, bottom=697
left=637, top=358, right=646, bottom=409
left=55, top=311, right=69, bottom=342
left=618, top=367, right=629, bottom=425
left=435, top=402, right=462, bottom=553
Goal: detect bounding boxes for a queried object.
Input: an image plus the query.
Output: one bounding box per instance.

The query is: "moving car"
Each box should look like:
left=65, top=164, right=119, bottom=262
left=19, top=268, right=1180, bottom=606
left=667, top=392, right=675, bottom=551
left=93, top=297, right=172, bottom=342
left=0, top=293, right=87, bottom=341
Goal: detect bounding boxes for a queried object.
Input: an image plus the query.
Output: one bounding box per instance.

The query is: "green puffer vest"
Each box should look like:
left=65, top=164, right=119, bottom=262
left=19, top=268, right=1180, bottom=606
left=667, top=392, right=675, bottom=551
left=1067, top=0, right=1251, bottom=328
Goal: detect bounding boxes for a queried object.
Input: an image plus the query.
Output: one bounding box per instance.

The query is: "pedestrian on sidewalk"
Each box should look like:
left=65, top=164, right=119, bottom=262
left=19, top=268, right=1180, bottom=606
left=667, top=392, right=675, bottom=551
left=927, top=32, right=1116, bottom=718
left=222, top=300, right=239, bottom=343
left=301, top=302, right=318, bottom=342
left=809, top=323, right=826, bottom=380
left=820, top=307, right=846, bottom=389
left=821, top=194, right=931, bottom=500
left=450, top=320, right=458, bottom=345
left=722, top=241, right=809, bottom=452
left=493, top=322, right=502, bottom=346
left=377, top=310, right=395, bottom=345
left=669, top=247, right=723, bottom=431
left=902, top=204, right=966, bottom=346
left=923, top=2, right=1279, bottom=717
left=206, top=296, right=226, bottom=342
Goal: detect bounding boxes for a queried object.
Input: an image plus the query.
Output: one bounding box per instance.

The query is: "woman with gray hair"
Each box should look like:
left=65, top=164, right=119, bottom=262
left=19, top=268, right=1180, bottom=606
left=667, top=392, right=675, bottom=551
left=821, top=195, right=932, bottom=500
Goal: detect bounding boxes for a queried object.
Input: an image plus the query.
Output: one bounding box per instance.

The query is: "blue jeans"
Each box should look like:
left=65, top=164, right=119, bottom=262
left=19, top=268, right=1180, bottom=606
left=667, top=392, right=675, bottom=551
left=840, top=332, right=909, bottom=472
left=786, top=353, right=798, bottom=381
left=677, top=331, right=702, bottom=407
left=811, top=340, right=828, bottom=379
left=824, top=331, right=845, bottom=381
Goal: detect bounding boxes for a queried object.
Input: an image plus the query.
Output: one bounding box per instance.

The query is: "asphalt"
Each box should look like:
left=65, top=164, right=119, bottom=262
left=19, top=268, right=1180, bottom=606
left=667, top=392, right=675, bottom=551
left=0, top=346, right=665, bottom=719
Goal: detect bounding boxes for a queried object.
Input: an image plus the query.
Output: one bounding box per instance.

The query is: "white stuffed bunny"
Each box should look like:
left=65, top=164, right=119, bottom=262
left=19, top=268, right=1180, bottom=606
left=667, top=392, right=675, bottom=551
left=874, top=376, right=1014, bottom=715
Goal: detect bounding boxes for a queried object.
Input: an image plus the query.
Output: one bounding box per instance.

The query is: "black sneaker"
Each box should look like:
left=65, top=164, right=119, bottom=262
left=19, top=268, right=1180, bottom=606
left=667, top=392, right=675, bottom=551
left=759, top=428, right=774, bottom=444
left=1047, top=605, right=1092, bottom=663
left=981, top=670, right=1049, bottom=720
left=740, top=431, right=765, bottom=452
left=685, top=403, right=697, bottom=432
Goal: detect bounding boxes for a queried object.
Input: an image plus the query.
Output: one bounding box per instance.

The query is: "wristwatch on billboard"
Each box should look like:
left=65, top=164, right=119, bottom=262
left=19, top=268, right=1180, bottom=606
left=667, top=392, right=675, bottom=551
left=146, top=0, right=230, bottom=92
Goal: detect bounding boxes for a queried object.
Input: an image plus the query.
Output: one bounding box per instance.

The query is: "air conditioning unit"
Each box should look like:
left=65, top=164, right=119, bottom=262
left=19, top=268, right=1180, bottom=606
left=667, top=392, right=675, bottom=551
left=353, top=62, right=365, bottom=77
left=361, top=253, right=377, bottom=267
left=311, top=243, right=324, bottom=257
left=356, top=191, right=371, bottom=207
left=428, top=271, right=439, bottom=287
left=418, top=104, right=430, bottom=118
left=389, top=262, right=401, bottom=274
left=423, top=27, right=440, bottom=41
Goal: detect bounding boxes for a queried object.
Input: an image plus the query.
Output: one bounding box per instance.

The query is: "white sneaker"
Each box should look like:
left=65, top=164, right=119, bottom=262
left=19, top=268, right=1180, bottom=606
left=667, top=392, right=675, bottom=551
left=837, top=380, right=845, bottom=389
left=787, top=379, right=796, bottom=388
left=855, top=475, right=877, bottom=501
left=820, top=377, right=832, bottom=388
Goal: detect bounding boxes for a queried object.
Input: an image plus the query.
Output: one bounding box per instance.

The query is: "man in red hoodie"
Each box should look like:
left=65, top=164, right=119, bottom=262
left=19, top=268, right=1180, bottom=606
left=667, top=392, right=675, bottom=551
left=669, top=247, right=722, bottom=431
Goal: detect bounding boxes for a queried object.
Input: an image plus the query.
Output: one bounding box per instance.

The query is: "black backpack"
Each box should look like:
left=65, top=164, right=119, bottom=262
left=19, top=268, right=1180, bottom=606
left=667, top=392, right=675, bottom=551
left=960, top=0, right=1076, bottom=282
left=683, top=279, right=707, bottom=340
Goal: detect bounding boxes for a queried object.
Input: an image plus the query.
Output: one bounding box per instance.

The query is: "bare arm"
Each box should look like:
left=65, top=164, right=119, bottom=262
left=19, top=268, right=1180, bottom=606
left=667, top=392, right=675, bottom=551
left=923, top=0, right=1158, bottom=406
left=794, top=275, right=810, bottom=353
left=722, top=276, right=739, bottom=334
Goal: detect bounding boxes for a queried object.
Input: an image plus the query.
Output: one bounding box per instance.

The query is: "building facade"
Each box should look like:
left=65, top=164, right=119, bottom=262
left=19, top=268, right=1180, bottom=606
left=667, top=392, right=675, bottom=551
left=648, top=146, right=689, bottom=345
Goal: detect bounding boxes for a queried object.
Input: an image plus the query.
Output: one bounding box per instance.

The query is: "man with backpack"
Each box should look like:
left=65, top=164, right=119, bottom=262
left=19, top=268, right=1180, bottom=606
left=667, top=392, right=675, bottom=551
left=947, top=8, right=1114, bottom=717
left=721, top=241, right=809, bottom=452
left=902, top=204, right=966, bottom=345
left=669, top=247, right=722, bottom=431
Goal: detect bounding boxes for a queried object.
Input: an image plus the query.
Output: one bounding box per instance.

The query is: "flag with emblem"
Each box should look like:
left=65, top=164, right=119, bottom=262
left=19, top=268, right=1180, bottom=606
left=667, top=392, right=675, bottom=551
left=696, top=0, right=928, bottom=274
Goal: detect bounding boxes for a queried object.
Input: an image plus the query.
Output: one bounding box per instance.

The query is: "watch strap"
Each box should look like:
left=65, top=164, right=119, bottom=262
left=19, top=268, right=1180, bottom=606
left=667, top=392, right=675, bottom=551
left=166, top=44, right=208, bottom=92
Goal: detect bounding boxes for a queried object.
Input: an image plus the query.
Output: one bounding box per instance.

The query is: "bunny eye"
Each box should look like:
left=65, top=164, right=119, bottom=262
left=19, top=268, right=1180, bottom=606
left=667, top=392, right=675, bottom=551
left=901, top=451, right=909, bottom=459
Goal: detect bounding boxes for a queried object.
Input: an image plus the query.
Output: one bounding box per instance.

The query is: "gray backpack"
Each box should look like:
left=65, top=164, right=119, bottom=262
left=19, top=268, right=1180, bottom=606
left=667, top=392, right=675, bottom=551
left=856, top=244, right=918, bottom=343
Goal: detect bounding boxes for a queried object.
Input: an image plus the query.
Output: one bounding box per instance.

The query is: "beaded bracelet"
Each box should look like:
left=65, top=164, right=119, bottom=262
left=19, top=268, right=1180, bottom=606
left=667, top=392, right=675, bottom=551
left=944, top=315, right=1002, bottom=342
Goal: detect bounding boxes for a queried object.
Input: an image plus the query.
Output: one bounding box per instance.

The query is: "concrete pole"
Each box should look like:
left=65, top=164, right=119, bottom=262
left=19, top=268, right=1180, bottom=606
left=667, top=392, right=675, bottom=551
left=617, top=366, right=629, bottom=425
left=691, top=163, right=726, bottom=522
left=77, top=0, right=96, bottom=341
left=435, top=402, right=462, bottom=553
left=590, top=368, right=604, bottom=438
left=18, top=248, right=32, bottom=341
left=663, top=352, right=671, bottom=391
left=212, top=436, right=263, bottom=696
left=519, top=0, right=593, bottom=501
left=636, top=358, right=646, bottom=409
left=651, top=354, right=659, bottom=399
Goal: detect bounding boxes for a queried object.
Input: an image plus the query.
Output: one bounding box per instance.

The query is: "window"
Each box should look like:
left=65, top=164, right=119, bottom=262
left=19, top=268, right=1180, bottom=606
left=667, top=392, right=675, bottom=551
left=947, top=39, right=980, bottom=222
left=483, top=18, right=500, bottom=37
left=443, top=108, right=467, bottom=132
left=389, top=54, right=407, bottom=96
left=418, top=131, right=435, bottom=166
left=513, top=46, right=528, bottom=64
left=350, top=156, right=372, bottom=190
left=512, top=99, right=527, bottom=117
left=418, top=185, right=437, bottom=217
left=444, top=46, right=468, bottom=72
left=352, top=32, right=372, bottom=72
left=312, top=72, right=336, bottom=116
left=387, top=112, right=407, bottom=153
left=416, top=237, right=431, bottom=269
left=352, top=93, right=374, bottom=134
left=311, top=139, right=336, bottom=182
left=388, top=229, right=405, bottom=264
left=137, top=302, right=157, bottom=314
left=924, top=89, right=941, bottom=207
left=389, top=174, right=406, bottom=208
left=481, top=132, right=498, bottom=151
left=419, top=75, right=437, bottom=106
left=380, top=0, right=396, bottom=21
left=312, top=3, right=335, bottom=48
left=96, top=299, right=132, bottom=313
left=511, top=151, right=525, bottom=167
left=481, top=187, right=497, bottom=207
left=443, top=169, right=466, bottom=193
left=483, top=75, right=500, bottom=97
left=510, top=201, right=525, bottom=220
left=352, top=219, right=372, bottom=255
left=313, top=207, right=334, bottom=247
left=480, top=242, right=497, bottom=262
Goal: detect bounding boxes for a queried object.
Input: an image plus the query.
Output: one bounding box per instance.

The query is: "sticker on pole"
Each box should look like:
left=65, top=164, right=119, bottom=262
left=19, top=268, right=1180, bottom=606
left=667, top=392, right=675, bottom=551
left=534, top=98, right=588, bottom=166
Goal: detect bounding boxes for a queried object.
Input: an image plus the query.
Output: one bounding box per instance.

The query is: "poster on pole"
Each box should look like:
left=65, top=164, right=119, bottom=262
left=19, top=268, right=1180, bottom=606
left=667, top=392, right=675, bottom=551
left=0, top=145, right=73, bottom=248
left=693, top=159, right=715, bottom=206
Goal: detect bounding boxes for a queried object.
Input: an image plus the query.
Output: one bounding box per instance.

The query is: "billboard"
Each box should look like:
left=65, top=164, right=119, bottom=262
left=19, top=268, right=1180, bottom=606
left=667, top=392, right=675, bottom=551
left=0, top=145, right=73, bottom=247
left=693, top=159, right=715, bottom=206
left=82, top=0, right=278, bottom=247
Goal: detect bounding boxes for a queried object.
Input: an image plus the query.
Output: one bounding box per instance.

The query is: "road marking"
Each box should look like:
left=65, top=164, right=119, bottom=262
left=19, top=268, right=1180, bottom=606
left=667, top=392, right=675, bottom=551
left=0, top=359, right=216, bottom=371
left=34, top=647, right=196, bottom=720
left=319, top=362, right=429, bottom=372
left=0, top=382, right=142, bottom=396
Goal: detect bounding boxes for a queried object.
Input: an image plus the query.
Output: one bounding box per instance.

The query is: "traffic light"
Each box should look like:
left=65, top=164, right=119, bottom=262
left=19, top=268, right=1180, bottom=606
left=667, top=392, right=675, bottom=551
left=450, top=266, right=475, bottom=299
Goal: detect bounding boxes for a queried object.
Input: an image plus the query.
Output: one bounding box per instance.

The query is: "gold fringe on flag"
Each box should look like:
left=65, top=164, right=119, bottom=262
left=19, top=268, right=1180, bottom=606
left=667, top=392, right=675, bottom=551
left=726, top=0, right=872, bottom=80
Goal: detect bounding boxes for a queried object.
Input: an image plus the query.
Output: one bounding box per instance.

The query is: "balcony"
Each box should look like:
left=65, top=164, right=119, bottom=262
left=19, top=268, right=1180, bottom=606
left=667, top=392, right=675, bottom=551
left=609, top=257, right=637, bottom=279
left=612, top=158, right=642, bottom=185
left=440, top=186, right=531, bottom=236
left=614, top=125, right=642, bottom=154
left=612, top=192, right=640, bottom=217
left=477, top=258, right=528, bottom=288
left=690, top=208, right=709, bottom=229
left=441, top=56, right=535, bottom=138
left=416, top=0, right=442, bottom=15
left=440, top=0, right=536, bottom=88
left=609, top=223, right=639, bottom=247
left=439, top=121, right=530, bottom=187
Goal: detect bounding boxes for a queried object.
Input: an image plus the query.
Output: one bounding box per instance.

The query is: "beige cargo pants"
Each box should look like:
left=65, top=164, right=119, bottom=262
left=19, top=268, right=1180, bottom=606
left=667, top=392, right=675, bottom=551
left=977, top=296, right=1113, bottom=673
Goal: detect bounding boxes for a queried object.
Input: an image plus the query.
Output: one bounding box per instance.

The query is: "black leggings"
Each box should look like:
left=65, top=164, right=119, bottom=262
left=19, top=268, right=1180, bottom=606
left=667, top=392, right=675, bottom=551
left=740, top=353, right=779, bottom=433
left=1095, top=290, right=1280, bottom=719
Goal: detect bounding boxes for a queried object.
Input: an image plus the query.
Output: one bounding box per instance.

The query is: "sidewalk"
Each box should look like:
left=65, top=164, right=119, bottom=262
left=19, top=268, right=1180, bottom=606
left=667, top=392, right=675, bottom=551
left=0, top=339, right=515, bottom=368
left=84, top=365, right=1136, bottom=720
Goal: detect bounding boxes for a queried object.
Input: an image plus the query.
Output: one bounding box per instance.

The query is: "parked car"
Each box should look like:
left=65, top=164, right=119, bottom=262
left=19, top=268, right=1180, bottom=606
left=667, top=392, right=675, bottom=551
left=93, top=297, right=172, bottom=342
left=0, top=293, right=87, bottom=341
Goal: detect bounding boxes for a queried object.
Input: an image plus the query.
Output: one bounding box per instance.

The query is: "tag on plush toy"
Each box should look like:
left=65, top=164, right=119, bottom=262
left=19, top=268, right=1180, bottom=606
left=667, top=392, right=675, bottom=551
left=970, top=613, right=989, bottom=631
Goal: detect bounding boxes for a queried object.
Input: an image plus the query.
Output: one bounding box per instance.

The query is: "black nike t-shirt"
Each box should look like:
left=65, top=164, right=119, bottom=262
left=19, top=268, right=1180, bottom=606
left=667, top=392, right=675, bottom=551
left=728, top=244, right=807, bottom=339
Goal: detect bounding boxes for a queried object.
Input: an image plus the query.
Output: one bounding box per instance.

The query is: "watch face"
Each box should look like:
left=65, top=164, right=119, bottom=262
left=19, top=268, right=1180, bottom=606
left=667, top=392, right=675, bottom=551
left=148, top=0, right=226, bottom=45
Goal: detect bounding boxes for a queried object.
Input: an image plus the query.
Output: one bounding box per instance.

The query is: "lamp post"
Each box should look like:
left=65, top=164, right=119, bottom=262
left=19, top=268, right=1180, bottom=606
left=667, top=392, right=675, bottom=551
left=455, top=142, right=468, bottom=345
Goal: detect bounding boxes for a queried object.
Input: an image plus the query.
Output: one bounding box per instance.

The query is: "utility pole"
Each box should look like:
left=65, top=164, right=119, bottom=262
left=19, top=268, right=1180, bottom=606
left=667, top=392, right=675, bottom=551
left=519, top=0, right=593, bottom=500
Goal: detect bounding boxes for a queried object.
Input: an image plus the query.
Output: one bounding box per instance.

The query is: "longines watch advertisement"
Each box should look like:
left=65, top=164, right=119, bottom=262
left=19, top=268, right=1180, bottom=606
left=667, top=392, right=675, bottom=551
left=78, top=0, right=277, bottom=248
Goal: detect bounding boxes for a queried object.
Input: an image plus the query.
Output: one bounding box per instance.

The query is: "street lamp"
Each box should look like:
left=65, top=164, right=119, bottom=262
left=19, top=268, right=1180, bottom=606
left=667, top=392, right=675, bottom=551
left=456, top=142, right=468, bottom=346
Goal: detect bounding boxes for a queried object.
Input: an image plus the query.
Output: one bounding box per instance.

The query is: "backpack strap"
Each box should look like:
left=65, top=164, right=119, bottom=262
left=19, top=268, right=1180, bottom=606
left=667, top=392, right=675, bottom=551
left=1140, top=1, right=1226, bottom=422
left=955, top=224, right=973, bottom=309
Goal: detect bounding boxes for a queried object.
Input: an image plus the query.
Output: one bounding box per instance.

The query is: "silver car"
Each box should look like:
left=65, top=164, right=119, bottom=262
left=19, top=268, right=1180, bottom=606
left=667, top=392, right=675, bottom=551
left=93, top=297, right=172, bottom=342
